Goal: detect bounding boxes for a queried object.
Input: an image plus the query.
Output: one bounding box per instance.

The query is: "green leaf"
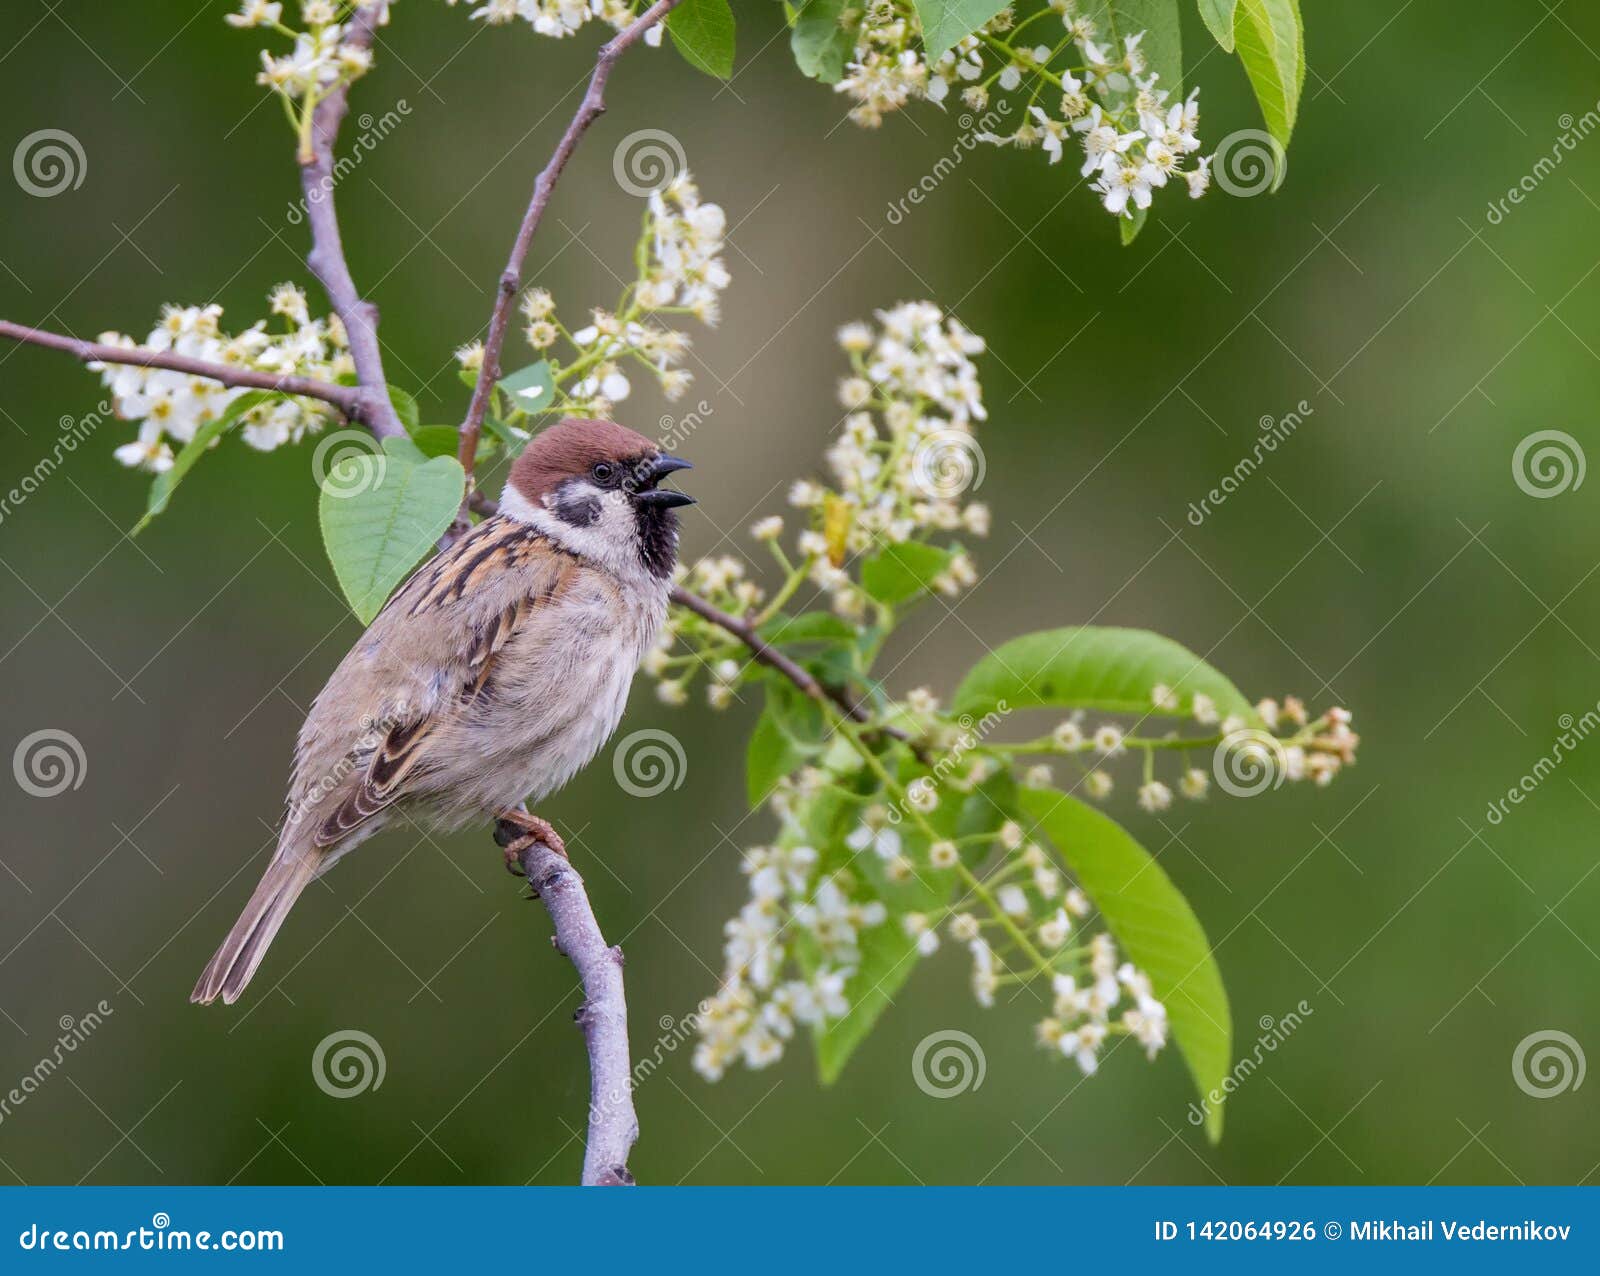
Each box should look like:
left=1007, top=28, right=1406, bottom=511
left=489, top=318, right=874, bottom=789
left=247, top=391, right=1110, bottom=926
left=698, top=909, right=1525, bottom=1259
left=387, top=385, right=421, bottom=432
left=757, top=610, right=859, bottom=645
left=1234, top=0, right=1304, bottom=149
left=132, top=392, right=275, bottom=534
left=765, top=677, right=829, bottom=750
left=483, top=414, right=532, bottom=458
left=860, top=541, right=953, bottom=606
left=1197, top=0, right=1238, bottom=51
left=497, top=360, right=554, bottom=415
left=667, top=0, right=736, bottom=79
left=1019, top=787, right=1232, bottom=1142
left=815, top=922, right=925, bottom=1084
left=914, top=0, right=1009, bottom=62
left=408, top=425, right=463, bottom=459
left=747, top=709, right=803, bottom=807
left=1120, top=205, right=1148, bottom=246
left=952, top=626, right=1262, bottom=725
left=318, top=435, right=465, bottom=624
left=791, top=0, right=857, bottom=83
left=1084, top=0, right=1183, bottom=93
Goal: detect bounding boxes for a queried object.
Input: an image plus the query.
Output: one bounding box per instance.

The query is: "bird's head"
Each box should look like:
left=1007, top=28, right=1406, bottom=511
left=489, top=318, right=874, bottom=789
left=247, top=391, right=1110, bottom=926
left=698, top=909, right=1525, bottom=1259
left=502, top=417, right=693, bottom=579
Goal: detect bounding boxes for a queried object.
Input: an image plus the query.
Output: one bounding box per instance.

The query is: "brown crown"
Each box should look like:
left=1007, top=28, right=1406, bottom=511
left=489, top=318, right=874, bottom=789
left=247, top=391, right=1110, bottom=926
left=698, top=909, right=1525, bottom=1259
left=507, top=417, right=659, bottom=503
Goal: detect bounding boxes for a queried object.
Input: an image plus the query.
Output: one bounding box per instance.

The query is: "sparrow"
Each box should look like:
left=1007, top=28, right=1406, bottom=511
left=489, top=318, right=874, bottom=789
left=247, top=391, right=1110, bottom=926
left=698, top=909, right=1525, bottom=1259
left=191, top=417, right=694, bottom=1005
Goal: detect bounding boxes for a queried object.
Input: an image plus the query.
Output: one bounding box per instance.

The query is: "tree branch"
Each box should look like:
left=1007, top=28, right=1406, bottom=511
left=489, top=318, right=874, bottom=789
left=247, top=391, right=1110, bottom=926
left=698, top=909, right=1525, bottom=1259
left=668, top=584, right=894, bottom=730
left=515, top=839, right=638, bottom=1186
left=298, top=0, right=405, bottom=439
left=454, top=0, right=684, bottom=490
left=0, top=320, right=366, bottom=418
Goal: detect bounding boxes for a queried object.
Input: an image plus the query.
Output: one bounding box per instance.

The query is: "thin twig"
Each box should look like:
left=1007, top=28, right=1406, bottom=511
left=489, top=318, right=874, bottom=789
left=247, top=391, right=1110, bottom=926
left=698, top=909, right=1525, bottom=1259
left=454, top=0, right=684, bottom=492
left=669, top=584, right=892, bottom=729
left=515, top=839, right=638, bottom=1186
left=0, top=320, right=366, bottom=418
left=298, top=0, right=405, bottom=439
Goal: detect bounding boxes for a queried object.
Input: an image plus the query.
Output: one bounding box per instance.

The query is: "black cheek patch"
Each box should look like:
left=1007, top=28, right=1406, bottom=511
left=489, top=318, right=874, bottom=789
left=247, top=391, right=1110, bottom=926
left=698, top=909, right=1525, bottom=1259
left=552, top=488, right=602, bottom=528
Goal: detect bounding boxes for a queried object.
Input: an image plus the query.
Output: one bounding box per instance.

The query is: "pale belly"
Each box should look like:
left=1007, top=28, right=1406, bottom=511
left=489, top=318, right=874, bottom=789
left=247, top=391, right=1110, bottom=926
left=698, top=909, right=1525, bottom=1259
left=411, top=578, right=664, bottom=829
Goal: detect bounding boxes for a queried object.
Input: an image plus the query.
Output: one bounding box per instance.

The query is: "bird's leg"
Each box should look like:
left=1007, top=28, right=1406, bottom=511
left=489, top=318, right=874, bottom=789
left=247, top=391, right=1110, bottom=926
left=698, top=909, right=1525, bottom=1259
left=494, top=809, right=567, bottom=874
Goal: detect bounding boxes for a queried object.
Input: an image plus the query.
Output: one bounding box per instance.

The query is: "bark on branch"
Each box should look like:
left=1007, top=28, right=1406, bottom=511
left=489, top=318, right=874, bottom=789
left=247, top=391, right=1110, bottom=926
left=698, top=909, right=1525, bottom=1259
left=514, top=839, right=639, bottom=1186
left=297, top=0, right=406, bottom=439
left=0, top=320, right=367, bottom=418
left=454, top=0, right=685, bottom=493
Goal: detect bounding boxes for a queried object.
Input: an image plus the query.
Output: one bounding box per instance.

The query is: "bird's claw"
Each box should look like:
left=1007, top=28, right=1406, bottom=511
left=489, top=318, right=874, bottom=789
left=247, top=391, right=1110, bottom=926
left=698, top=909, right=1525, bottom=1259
left=494, top=811, right=567, bottom=876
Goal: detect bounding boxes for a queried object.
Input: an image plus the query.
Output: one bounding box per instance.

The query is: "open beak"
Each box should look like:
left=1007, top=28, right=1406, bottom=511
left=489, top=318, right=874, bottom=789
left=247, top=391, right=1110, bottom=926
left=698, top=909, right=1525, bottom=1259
left=635, top=453, right=695, bottom=509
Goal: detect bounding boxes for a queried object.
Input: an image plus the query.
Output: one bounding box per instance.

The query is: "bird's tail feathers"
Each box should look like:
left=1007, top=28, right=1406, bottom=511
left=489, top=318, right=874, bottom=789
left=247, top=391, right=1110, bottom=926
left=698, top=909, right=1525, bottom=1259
left=190, top=852, right=319, bottom=1006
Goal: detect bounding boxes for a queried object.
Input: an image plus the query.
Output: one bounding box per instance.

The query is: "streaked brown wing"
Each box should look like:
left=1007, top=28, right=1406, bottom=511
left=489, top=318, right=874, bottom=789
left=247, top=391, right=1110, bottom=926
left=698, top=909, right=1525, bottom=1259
left=311, top=517, right=578, bottom=847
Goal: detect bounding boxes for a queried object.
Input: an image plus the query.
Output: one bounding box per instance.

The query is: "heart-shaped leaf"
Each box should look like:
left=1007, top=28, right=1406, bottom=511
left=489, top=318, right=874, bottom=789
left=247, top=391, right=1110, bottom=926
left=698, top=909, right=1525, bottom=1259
left=318, top=435, right=465, bottom=624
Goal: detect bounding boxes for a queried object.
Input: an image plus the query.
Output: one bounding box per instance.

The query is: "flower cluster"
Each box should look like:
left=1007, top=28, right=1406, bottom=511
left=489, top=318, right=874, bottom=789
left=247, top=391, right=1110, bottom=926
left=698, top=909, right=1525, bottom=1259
left=1001, top=690, right=1360, bottom=810
left=836, top=1, right=1210, bottom=219
left=645, top=300, right=990, bottom=710
left=94, top=287, right=351, bottom=472
left=226, top=1, right=386, bottom=158
left=455, top=173, right=728, bottom=424
left=694, top=845, right=887, bottom=1080
left=449, top=0, right=660, bottom=45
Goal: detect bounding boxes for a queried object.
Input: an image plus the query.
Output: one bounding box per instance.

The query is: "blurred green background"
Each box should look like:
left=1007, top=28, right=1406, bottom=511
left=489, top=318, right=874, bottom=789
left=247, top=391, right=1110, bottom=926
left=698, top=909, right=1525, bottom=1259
left=1, top=1, right=1597, bottom=1186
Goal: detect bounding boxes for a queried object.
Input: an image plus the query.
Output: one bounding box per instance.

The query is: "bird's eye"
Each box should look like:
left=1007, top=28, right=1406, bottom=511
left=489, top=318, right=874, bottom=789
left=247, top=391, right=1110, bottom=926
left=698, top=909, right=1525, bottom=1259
left=590, top=462, right=615, bottom=484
